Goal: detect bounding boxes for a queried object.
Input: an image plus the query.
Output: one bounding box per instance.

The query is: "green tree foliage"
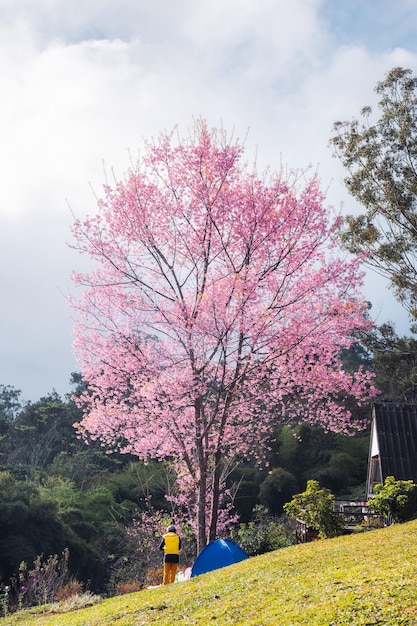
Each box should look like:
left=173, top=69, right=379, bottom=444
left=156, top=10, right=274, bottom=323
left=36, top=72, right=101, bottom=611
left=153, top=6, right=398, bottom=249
left=0, top=385, right=22, bottom=420
left=273, top=423, right=369, bottom=498
left=278, top=423, right=332, bottom=479
left=228, top=462, right=267, bottom=523
left=368, top=475, right=417, bottom=523
left=6, top=392, right=81, bottom=477
left=331, top=67, right=417, bottom=322
left=228, top=419, right=370, bottom=524
left=360, top=322, right=417, bottom=403
left=258, top=468, right=298, bottom=515
left=0, top=472, right=66, bottom=581
left=0, top=385, right=22, bottom=464
left=283, top=479, right=344, bottom=538
left=312, top=451, right=358, bottom=496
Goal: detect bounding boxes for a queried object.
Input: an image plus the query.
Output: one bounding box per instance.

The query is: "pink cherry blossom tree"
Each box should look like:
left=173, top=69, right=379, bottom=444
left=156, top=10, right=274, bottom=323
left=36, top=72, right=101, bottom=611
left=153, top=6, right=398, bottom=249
left=70, top=120, right=377, bottom=552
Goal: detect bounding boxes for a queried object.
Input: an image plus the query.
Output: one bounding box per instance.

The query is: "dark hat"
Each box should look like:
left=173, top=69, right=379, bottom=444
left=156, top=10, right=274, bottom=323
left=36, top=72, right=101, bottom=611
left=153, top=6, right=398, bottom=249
left=167, top=524, right=176, bottom=532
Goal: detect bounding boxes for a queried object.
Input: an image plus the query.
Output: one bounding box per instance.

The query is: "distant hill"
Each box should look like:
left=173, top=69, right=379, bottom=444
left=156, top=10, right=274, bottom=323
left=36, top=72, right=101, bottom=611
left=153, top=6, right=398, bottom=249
left=6, top=519, right=417, bottom=625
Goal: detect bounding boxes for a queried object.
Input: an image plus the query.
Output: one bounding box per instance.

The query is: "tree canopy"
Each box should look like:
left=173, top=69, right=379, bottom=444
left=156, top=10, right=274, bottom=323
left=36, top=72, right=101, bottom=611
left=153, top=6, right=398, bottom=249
left=70, top=119, right=376, bottom=550
left=331, top=67, right=417, bottom=324
left=360, top=322, right=417, bottom=403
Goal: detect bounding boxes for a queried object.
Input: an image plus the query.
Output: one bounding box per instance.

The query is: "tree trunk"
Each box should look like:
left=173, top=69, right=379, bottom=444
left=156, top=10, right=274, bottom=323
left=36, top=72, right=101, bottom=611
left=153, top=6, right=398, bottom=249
left=208, top=448, right=222, bottom=541
left=196, top=439, right=207, bottom=554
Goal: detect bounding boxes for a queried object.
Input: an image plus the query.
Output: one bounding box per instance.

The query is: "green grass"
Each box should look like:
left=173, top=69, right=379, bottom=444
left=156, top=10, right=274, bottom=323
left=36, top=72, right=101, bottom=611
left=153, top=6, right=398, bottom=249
left=4, top=520, right=417, bottom=625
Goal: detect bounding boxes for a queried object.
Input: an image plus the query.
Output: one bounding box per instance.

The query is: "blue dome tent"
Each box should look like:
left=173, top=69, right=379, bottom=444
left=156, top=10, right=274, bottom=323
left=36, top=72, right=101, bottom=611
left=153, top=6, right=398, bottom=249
left=190, top=539, right=248, bottom=577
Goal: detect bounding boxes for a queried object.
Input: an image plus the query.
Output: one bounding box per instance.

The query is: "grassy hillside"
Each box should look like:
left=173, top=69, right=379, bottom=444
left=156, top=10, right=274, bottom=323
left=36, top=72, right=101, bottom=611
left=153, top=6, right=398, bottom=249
left=4, top=520, right=417, bottom=625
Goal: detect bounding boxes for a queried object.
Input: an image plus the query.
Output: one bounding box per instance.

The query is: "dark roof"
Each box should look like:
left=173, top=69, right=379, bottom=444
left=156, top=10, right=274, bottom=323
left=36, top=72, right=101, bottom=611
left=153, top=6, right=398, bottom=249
left=373, top=403, right=417, bottom=484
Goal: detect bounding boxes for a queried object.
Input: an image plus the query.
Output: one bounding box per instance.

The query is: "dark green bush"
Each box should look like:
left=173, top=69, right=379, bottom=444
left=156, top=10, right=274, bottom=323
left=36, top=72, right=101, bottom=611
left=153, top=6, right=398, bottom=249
left=230, top=506, right=295, bottom=556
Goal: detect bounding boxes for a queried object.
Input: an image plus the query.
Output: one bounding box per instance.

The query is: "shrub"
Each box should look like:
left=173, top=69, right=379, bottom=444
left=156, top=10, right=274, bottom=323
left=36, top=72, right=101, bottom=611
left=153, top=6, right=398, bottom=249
left=0, top=584, right=10, bottom=617
left=48, top=591, right=101, bottom=613
left=144, top=567, right=164, bottom=587
left=230, top=506, right=295, bottom=556
left=115, top=579, right=141, bottom=595
left=283, top=480, right=344, bottom=538
left=368, top=476, right=417, bottom=523
left=53, top=580, right=83, bottom=602
left=15, top=549, right=72, bottom=609
left=353, top=517, right=384, bottom=533
left=1, top=549, right=79, bottom=615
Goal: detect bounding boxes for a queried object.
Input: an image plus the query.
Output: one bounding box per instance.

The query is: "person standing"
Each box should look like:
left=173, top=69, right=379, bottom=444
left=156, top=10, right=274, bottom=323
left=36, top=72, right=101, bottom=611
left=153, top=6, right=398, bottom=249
left=159, top=524, right=181, bottom=585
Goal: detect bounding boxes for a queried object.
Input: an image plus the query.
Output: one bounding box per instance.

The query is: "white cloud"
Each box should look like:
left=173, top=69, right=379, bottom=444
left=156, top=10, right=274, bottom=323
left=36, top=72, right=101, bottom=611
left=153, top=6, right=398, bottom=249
left=0, top=0, right=416, bottom=400
left=0, top=0, right=190, bottom=43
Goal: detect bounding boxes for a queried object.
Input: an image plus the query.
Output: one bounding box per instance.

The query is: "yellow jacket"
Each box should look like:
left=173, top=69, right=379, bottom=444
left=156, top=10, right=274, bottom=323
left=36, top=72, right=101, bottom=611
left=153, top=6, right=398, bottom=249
left=162, top=531, right=180, bottom=555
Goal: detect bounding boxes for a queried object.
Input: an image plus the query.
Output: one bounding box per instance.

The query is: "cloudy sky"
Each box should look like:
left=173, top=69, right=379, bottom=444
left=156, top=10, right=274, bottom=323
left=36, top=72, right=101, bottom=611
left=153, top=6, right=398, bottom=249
left=1, top=0, right=417, bottom=402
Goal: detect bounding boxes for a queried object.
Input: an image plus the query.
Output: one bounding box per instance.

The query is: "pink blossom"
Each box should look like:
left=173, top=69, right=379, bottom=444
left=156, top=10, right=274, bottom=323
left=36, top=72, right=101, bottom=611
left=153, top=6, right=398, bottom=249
left=70, top=119, right=378, bottom=551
